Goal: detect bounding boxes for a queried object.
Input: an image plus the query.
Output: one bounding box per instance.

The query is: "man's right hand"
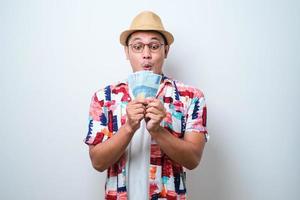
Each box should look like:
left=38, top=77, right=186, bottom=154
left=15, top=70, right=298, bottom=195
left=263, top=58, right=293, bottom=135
left=124, top=99, right=146, bottom=133
left=89, top=98, right=147, bottom=172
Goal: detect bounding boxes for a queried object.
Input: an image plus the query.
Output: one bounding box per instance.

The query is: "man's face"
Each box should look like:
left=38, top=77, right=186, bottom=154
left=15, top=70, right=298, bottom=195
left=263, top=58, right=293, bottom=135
left=125, top=31, right=169, bottom=75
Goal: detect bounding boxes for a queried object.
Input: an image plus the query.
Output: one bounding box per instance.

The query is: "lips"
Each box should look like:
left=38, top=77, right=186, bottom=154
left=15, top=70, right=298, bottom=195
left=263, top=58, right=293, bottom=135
left=143, top=64, right=152, bottom=70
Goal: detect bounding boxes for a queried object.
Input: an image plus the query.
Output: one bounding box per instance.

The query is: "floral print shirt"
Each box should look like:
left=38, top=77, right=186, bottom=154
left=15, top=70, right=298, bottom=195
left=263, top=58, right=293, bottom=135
left=84, top=75, right=208, bottom=200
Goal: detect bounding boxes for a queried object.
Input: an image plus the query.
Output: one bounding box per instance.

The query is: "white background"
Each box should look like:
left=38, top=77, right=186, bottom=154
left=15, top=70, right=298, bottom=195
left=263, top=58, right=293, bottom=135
left=1, top=0, right=299, bottom=199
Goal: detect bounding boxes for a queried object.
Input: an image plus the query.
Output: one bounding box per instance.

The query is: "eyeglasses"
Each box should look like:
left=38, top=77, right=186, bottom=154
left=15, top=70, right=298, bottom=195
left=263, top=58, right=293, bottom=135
left=128, top=42, right=165, bottom=53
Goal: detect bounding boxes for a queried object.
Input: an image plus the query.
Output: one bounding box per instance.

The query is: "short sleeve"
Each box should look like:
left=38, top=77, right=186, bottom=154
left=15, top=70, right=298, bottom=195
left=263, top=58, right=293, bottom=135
left=185, top=90, right=209, bottom=142
left=84, top=92, right=110, bottom=145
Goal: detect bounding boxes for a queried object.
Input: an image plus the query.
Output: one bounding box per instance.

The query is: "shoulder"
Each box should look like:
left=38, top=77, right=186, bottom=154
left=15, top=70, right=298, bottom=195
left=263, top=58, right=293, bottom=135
left=171, top=79, right=206, bottom=99
left=92, top=80, right=128, bottom=102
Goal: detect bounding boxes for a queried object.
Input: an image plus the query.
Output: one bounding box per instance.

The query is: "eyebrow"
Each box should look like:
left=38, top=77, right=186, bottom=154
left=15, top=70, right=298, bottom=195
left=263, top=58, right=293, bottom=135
left=129, top=37, right=162, bottom=43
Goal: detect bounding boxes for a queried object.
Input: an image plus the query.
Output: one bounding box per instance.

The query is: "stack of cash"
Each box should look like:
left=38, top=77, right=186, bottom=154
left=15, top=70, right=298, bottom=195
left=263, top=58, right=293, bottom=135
left=128, top=71, right=162, bottom=99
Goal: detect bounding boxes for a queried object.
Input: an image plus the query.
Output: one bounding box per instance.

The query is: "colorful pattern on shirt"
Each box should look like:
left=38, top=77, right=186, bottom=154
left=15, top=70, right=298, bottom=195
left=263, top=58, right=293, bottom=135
left=85, top=75, right=208, bottom=200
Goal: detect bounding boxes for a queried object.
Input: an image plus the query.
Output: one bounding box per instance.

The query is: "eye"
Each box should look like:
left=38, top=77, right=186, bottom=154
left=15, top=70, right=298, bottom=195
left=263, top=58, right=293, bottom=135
left=149, top=43, right=160, bottom=50
left=132, top=43, right=143, bottom=51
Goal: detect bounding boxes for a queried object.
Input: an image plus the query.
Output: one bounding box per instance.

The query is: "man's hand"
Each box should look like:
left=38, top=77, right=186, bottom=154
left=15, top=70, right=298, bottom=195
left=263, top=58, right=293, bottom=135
left=145, top=98, right=166, bottom=133
left=125, top=99, right=146, bottom=133
left=89, top=98, right=146, bottom=172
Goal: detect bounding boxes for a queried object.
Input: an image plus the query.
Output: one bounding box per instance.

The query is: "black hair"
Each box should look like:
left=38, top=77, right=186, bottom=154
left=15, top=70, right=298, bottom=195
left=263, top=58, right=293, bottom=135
left=125, top=30, right=168, bottom=46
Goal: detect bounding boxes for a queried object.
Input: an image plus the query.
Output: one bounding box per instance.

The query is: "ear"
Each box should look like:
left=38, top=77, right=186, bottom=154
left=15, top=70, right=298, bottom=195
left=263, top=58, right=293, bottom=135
left=124, top=46, right=129, bottom=60
left=164, top=45, right=170, bottom=58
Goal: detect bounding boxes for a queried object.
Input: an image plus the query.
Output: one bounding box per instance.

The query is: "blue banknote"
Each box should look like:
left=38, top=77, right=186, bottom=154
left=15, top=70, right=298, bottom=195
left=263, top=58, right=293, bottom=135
left=128, top=71, right=162, bottom=99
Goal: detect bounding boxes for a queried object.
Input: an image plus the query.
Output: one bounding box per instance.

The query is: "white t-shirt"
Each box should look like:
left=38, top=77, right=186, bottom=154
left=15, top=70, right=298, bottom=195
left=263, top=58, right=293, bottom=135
left=127, top=120, right=151, bottom=200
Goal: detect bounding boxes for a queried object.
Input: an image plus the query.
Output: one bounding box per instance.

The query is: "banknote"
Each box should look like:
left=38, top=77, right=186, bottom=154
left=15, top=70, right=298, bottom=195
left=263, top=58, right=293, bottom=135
left=128, top=71, right=162, bottom=99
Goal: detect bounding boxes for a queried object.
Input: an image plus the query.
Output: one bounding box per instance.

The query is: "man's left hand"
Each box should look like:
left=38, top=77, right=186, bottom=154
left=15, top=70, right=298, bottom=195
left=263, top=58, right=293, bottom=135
left=145, top=98, right=166, bottom=133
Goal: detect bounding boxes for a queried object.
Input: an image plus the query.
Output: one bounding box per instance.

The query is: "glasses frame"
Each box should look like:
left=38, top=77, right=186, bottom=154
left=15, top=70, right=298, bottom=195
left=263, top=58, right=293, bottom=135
left=128, top=42, right=165, bottom=53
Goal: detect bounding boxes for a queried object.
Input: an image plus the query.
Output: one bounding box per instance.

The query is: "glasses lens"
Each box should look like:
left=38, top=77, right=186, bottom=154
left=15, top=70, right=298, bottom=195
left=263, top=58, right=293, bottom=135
left=149, top=43, right=161, bottom=52
left=132, top=43, right=144, bottom=52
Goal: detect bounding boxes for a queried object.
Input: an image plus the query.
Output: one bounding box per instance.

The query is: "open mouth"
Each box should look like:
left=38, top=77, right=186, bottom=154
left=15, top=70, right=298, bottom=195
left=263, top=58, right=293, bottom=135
left=143, top=64, right=152, bottom=70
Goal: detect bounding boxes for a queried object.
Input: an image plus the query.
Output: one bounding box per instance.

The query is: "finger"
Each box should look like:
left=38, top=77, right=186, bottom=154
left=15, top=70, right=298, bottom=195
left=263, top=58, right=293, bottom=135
left=127, top=109, right=145, bottom=120
left=146, top=108, right=166, bottom=119
left=127, top=106, right=142, bottom=115
left=130, top=107, right=145, bottom=115
left=145, top=112, right=161, bottom=121
left=146, top=104, right=166, bottom=115
left=128, top=113, right=144, bottom=123
left=148, top=113, right=165, bottom=122
left=131, top=115, right=144, bottom=124
left=128, top=101, right=143, bottom=107
left=133, top=98, right=147, bottom=105
left=146, top=106, right=161, bottom=115
left=131, top=113, right=144, bottom=121
left=136, top=113, right=145, bottom=121
left=145, top=97, right=155, bottom=104
left=146, top=99, right=162, bottom=109
left=128, top=103, right=146, bottom=110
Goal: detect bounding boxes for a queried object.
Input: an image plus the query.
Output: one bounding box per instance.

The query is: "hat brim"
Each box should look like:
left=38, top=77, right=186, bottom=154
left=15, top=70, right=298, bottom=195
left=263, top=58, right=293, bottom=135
left=120, top=29, right=174, bottom=46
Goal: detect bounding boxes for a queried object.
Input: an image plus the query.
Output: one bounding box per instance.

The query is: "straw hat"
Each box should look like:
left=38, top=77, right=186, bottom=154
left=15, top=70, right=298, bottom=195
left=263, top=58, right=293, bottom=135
left=120, top=11, right=174, bottom=46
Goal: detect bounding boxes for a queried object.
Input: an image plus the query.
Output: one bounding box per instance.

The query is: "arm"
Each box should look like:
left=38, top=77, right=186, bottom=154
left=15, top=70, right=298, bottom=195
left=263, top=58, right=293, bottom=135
left=89, top=99, right=146, bottom=172
left=89, top=124, right=133, bottom=172
left=145, top=98, right=207, bottom=170
left=149, top=128, right=206, bottom=170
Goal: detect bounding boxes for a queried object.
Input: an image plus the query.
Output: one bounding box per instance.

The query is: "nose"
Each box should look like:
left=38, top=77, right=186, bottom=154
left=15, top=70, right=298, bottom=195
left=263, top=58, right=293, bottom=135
left=142, top=45, right=152, bottom=59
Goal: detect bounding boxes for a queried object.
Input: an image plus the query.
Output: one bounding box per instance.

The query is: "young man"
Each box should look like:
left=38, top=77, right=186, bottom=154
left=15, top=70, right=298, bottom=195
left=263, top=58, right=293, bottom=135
left=84, top=11, right=208, bottom=200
